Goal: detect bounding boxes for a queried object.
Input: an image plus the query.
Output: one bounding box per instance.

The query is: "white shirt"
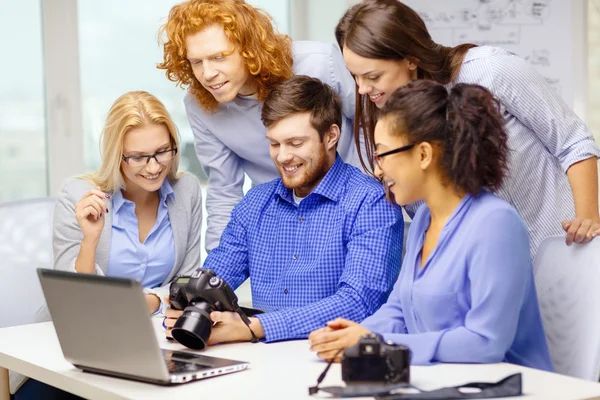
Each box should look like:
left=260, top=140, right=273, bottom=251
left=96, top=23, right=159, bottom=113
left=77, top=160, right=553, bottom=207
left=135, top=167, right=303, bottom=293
left=448, top=46, right=600, bottom=257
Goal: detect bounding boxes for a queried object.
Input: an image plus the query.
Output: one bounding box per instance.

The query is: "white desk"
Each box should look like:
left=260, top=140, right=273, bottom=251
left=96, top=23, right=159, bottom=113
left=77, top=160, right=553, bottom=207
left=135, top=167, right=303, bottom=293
left=1, top=320, right=600, bottom=400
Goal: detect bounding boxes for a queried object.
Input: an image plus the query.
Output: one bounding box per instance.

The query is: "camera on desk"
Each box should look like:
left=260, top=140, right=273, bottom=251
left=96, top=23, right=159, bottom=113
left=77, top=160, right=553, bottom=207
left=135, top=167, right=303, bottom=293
left=341, top=333, right=411, bottom=384
left=169, top=268, right=250, bottom=350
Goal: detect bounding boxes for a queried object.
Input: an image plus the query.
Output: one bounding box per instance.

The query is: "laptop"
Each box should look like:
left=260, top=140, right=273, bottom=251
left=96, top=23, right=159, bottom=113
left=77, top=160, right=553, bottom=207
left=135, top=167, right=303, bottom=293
left=37, top=268, right=249, bottom=385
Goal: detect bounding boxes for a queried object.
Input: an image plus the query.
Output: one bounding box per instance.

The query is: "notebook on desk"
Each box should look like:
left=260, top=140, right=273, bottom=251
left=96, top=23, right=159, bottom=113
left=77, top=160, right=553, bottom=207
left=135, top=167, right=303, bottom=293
left=37, top=268, right=249, bottom=385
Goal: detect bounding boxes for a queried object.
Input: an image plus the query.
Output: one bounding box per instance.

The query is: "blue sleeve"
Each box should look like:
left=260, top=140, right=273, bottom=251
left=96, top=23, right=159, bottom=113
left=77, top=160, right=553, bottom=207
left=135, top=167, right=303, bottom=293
left=361, top=277, right=408, bottom=334
left=380, top=207, right=532, bottom=365
left=201, top=198, right=250, bottom=291
left=328, top=43, right=355, bottom=122
left=257, top=194, right=403, bottom=342
left=185, top=95, right=245, bottom=252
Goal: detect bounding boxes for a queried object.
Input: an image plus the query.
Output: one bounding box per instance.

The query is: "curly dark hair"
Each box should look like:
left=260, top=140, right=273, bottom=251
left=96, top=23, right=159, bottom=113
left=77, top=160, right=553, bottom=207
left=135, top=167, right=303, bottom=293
left=380, top=80, right=509, bottom=195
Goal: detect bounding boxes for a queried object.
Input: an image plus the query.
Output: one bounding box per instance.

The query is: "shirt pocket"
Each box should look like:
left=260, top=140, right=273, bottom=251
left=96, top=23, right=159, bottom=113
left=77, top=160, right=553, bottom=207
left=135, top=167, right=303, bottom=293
left=411, top=287, right=462, bottom=332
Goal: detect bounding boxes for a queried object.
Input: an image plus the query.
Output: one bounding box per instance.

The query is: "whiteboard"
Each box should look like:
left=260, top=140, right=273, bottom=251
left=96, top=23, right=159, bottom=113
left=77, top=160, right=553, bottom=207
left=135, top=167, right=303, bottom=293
left=400, top=0, right=588, bottom=119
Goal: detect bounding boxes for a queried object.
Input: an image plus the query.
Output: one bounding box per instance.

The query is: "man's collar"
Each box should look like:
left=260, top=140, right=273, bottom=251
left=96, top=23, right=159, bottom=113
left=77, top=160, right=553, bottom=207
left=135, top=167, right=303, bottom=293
left=274, top=155, right=347, bottom=204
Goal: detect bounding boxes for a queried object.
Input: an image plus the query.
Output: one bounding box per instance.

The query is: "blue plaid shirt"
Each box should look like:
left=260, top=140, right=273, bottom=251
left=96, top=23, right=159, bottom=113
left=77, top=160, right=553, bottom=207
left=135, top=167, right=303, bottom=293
left=203, top=156, right=404, bottom=342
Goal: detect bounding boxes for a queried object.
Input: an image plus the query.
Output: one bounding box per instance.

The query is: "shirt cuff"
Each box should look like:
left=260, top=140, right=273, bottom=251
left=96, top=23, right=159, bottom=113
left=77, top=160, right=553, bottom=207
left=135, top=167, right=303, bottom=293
left=255, top=311, right=290, bottom=342
left=558, top=142, right=600, bottom=173
left=143, top=288, right=167, bottom=316
left=68, top=259, right=104, bottom=275
left=381, top=331, right=443, bottom=365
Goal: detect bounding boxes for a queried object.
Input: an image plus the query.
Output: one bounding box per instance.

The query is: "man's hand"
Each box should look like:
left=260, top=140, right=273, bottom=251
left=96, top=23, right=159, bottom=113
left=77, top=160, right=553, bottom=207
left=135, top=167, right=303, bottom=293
left=308, top=318, right=371, bottom=362
left=562, top=218, right=600, bottom=245
left=207, top=312, right=264, bottom=345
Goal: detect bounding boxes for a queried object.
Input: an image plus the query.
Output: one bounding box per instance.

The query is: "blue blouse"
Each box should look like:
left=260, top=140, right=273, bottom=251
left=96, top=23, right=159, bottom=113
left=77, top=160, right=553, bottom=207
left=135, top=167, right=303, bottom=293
left=106, top=180, right=176, bottom=289
left=362, top=192, right=553, bottom=371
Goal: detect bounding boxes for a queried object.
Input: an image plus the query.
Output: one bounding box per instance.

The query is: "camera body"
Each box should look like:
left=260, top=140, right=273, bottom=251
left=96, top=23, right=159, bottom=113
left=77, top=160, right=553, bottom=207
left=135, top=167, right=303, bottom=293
left=169, top=268, right=246, bottom=350
left=341, top=333, right=410, bottom=384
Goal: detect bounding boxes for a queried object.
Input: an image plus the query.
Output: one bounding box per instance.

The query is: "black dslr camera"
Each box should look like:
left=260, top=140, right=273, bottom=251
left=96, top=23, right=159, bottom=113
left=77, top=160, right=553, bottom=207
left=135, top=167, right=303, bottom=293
left=342, top=333, right=410, bottom=384
left=169, top=268, right=256, bottom=350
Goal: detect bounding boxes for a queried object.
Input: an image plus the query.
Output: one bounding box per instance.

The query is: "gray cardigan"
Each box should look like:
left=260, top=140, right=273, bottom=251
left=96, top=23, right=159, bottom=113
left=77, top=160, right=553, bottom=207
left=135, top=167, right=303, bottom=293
left=52, top=173, right=203, bottom=301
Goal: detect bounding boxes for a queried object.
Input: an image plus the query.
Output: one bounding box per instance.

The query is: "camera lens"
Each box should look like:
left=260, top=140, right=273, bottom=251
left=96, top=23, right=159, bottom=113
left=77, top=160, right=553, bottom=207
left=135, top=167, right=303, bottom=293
left=171, top=302, right=213, bottom=350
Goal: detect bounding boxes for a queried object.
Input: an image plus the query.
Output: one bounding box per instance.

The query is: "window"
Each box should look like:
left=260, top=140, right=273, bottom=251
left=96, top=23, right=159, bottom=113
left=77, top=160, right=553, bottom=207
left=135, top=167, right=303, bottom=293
left=77, top=0, right=290, bottom=258
left=0, top=0, right=47, bottom=202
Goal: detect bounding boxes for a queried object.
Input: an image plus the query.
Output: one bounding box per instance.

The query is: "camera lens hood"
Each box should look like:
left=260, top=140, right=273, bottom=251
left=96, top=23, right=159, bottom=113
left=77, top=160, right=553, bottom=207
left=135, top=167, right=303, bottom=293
left=171, top=305, right=212, bottom=350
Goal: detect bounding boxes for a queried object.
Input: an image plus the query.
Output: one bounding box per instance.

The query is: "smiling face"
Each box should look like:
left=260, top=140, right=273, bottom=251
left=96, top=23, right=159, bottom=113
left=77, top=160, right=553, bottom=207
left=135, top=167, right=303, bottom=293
left=185, top=24, right=256, bottom=103
left=343, top=47, right=416, bottom=109
left=121, top=123, right=173, bottom=196
left=266, top=112, right=338, bottom=197
left=373, top=117, right=424, bottom=206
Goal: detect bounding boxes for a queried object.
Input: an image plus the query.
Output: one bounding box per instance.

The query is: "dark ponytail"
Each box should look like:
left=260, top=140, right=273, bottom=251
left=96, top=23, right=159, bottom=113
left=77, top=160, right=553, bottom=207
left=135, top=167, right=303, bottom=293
left=445, top=84, right=508, bottom=194
left=380, top=80, right=508, bottom=195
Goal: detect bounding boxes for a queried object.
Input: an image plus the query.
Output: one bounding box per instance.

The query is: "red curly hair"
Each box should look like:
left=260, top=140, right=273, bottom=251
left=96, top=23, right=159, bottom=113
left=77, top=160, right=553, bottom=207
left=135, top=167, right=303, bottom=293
left=158, top=0, right=294, bottom=112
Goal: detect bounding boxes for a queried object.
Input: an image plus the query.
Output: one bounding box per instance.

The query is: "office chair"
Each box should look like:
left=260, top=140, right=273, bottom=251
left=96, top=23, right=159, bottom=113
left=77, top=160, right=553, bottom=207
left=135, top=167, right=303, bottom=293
left=0, top=197, right=55, bottom=394
left=534, top=235, right=600, bottom=381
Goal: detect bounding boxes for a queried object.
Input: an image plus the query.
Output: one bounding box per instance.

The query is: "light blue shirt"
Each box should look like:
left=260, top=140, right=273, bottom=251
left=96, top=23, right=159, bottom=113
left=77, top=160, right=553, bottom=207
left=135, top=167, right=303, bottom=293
left=106, top=180, right=176, bottom=289
left=362, top=192, right=553, bottom=371
left=185, top=41, right=361, bottom=252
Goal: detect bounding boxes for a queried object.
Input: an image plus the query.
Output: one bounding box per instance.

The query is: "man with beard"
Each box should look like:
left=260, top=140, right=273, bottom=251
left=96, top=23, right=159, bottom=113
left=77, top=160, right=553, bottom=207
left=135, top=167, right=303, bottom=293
left=158, top=0, right=362, bottom=254
left=163, top=76, right=403, bottom=344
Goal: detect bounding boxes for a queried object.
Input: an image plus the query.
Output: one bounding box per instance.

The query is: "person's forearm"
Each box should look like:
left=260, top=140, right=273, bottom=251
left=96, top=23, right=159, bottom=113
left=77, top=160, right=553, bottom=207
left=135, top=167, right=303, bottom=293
left=566, top=157, right=600, bottom=220
left=74, top=238, right=99, bottom=274
left=145, top=294, right=161, bottom=314
left=248, top=317, right=265, bottom=340
left=256, top=288, right=370, bottom=342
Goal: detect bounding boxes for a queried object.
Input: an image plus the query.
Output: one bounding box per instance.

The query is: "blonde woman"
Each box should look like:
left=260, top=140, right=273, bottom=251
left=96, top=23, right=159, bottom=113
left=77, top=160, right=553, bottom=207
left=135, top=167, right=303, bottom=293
left=52, top=91, right=202, bottom=315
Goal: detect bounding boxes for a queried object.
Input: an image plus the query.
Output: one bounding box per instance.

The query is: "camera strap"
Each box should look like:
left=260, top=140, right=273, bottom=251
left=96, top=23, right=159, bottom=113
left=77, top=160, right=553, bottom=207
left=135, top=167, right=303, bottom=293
left=233, top=306, right=260, bottom=343
left=309, top=356, right=522, bottom=399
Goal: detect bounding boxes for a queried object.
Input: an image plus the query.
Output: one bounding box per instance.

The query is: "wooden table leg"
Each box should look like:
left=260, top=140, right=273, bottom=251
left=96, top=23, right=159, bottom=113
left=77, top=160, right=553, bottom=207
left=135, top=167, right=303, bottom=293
left=0, top=367, right=10, bottom=400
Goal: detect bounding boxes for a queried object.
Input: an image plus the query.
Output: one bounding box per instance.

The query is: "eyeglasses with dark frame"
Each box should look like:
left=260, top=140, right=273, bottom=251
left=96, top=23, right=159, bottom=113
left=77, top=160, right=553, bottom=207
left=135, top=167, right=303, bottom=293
left=122, top=148, right=178, bottom=167
left=374, top=143, right=415, bottom=169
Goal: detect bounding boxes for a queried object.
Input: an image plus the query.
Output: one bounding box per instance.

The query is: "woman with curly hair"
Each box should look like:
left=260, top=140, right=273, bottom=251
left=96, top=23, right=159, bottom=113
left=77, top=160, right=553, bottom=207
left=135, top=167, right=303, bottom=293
left=309, top=80, right=553, bottom=371
left=335, top=0, right=600, bottom=257
left=158, top=0, right=360, bottom=252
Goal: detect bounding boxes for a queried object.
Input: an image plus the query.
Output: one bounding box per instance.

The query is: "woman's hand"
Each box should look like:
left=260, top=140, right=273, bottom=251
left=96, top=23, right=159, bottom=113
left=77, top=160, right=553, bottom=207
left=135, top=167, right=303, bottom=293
left=562, top=218, right=600, bottom=245
left=308, top=318, right=371, bottom=362
left=162, top=295, right=183, bottom=339
left=144, top=293, right=161, bottom=314
left=75, top=187, right=110, bottom=243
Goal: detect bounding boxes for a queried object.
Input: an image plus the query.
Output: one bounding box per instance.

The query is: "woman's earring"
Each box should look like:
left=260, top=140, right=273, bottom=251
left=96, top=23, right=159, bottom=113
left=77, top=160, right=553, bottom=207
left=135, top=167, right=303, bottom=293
left=408, top=62, right=418, bottom=79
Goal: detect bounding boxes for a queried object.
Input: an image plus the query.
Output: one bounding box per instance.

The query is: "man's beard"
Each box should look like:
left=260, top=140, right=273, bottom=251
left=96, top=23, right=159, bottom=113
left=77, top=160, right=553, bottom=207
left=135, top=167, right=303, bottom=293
left=279, top=145, right=330, bottom=194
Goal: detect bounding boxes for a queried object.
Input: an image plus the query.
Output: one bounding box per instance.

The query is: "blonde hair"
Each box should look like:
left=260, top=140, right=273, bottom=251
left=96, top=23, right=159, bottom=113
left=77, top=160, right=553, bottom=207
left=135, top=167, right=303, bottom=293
left=81, top=91, right=181, bottom=192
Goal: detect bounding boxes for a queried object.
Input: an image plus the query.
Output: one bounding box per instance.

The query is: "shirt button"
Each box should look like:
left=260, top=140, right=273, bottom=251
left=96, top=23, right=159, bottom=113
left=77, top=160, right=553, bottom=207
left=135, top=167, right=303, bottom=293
left=140, top=263, right=146, bottom=268
left=298, top=217, right=305, bottom=222
left=284, top=289, right=289, bottom=295
left=292, top=254, right=298, bottom=260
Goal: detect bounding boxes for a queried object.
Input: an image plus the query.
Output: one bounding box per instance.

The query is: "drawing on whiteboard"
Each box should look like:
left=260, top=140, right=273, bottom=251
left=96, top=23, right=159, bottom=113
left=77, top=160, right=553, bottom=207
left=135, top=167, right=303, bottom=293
left=416, top=0, right=552, bottom=45
left=524, top=49, right=551, bottom=67
left=401, top=0, right=580, bottom=108
left=543, top=77, right=562, bottom=97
